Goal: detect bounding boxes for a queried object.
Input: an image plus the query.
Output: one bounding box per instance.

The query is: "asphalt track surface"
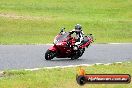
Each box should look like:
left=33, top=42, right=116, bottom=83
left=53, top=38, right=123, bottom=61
left=0, top=44, right=132, bottom=70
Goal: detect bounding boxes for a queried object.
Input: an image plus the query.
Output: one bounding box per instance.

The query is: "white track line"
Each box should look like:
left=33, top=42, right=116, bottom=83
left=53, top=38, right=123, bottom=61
left=24, top=62, right=126, bottom=71
left=0, top=61, right=130, bottom=76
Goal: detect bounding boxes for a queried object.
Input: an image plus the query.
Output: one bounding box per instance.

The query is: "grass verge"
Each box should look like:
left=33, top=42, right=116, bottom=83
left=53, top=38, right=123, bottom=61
left=0, top=0, right=132, bottom=44
left=0, top=61, right=132, bottom=88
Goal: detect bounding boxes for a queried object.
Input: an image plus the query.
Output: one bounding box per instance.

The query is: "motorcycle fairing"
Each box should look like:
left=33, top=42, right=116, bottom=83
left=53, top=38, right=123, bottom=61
left=48, top=46, right=57, bottom=52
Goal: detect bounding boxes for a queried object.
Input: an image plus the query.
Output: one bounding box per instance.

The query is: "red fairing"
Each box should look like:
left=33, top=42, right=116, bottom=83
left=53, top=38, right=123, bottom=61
left=88, top=36, right=93, bottom=43
left=80, top=42, right=90, bottom=49
left=79, top=37, right=93, bottom=49
left=48, top=45, right=57, bottom=52
left=45, top=31, right=94, bottom=60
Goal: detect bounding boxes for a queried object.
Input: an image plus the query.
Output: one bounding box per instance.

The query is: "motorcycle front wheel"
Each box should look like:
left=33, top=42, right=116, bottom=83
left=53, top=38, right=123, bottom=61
left=45, top=50, right=56, bottom=60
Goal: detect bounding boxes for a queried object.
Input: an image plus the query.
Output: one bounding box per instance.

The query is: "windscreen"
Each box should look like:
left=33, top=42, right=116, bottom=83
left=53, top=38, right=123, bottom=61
left=54, top=32, right=70, bottom=44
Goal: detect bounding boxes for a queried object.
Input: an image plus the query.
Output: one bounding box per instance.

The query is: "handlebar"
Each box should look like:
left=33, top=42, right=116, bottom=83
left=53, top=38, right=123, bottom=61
left=60, top=28, right=65, bottom=33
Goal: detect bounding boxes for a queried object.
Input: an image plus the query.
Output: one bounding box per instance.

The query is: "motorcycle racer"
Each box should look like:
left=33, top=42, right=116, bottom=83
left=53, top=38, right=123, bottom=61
left=45, top=25, right=93, bottom=60
left=69, top=24, right=84, bottom=48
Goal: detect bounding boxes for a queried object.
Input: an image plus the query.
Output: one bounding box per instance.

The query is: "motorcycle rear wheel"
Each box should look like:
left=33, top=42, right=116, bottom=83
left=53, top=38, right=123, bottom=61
left=71, top=56, right=79, bottom=60
left=45, top=50, right=56, bottom=60
left=71, top=48, right=85, bottom=60
left=71, top=51, right=79, bottom=60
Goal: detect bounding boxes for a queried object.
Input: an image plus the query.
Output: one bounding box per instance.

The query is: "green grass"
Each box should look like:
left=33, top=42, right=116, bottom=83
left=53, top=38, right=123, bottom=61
left=0, top=61, right=132, bottom=88
left=0, top=0, right=132, bottom=44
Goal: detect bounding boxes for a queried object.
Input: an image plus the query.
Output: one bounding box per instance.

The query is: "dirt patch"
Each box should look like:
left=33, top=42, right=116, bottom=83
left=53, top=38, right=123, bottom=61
left=0, top=13, right=52, bottom=20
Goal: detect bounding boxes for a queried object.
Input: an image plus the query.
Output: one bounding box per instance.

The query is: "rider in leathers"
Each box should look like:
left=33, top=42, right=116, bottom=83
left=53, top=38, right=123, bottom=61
left=69, top=24, right=84, bottom=49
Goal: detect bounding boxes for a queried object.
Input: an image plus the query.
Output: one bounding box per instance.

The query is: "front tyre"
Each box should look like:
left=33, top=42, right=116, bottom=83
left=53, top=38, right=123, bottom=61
left=45, top=50, right=56, bottom=60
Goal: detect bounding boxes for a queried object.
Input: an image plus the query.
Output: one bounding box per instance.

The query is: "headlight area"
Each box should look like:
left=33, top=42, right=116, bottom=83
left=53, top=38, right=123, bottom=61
left=53, top=39, right=58, bottom=44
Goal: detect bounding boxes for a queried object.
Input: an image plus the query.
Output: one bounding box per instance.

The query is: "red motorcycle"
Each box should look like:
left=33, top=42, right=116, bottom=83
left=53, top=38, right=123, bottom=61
left=45, top=28, right=94, bottom=60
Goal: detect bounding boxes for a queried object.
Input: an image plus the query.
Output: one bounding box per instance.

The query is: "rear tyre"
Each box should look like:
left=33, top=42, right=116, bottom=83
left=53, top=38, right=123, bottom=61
left=79, top=48, right=85, bottom=57
left=71, top=56, right=79, bottom=60
left=71, top=51, right=79, bottom=60
left=71, top=48, right=85, bottom=60
left=45, top=50, right=56, bottom=60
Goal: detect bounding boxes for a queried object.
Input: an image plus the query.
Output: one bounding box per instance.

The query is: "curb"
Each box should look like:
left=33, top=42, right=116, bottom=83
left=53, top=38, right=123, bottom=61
left=25, top=61, right=125, bottom=71
left=0, top=61, right=130, bottom=77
